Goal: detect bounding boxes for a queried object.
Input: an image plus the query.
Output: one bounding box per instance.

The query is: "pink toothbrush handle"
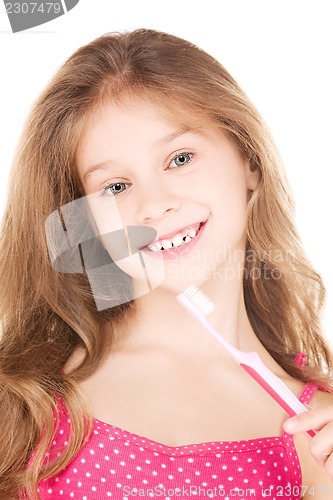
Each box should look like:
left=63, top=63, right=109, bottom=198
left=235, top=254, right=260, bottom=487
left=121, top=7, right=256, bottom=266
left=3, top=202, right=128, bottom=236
left=240, top=363, right=316, bottom=438
left=176, top=291, right=317, bottom=439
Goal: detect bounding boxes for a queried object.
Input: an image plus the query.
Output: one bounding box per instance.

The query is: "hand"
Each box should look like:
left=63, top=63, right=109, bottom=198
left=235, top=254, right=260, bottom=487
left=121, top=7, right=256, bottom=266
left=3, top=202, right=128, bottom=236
left=283, top=406, right=333, bottom=480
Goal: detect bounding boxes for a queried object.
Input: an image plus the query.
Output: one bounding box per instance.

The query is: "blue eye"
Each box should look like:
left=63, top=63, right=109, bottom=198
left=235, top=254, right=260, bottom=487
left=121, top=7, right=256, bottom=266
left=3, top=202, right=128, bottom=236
left=101, top=182, right=130, bottom=197
left=169, top=152, right=193, bottom=168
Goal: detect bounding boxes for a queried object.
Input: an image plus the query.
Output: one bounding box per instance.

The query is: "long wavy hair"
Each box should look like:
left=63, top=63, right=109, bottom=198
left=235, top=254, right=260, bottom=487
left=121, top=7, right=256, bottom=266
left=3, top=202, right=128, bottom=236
left=0, top=28, right=332, bottom=498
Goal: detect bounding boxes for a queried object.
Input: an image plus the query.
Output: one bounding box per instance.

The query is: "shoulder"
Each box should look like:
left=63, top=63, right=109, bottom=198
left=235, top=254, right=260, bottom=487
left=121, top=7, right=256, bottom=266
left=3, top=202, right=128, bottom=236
left=63, top=347, right=86, bottom=374
left=311, top=386, right=333, bottom=408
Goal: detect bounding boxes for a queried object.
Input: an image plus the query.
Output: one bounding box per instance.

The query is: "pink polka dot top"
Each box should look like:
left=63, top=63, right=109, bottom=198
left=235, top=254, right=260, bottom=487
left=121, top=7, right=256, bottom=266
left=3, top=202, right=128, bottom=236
left=37, top=383, right=318, bottom=500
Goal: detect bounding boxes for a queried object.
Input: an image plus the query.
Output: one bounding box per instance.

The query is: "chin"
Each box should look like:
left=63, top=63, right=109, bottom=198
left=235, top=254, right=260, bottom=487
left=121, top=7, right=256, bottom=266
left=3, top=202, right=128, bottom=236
left=154, top=271, right=213, bottom=296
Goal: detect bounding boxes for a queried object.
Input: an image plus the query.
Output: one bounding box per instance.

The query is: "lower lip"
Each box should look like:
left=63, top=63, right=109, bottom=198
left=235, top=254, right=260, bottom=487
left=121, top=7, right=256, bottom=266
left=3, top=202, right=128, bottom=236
left=141, top=221, right=207, bottom=260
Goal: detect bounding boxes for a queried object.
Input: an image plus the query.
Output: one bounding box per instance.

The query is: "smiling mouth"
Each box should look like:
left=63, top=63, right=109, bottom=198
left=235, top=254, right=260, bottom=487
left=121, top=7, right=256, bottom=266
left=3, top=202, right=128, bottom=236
left=145, top=221, right=205, bottom=252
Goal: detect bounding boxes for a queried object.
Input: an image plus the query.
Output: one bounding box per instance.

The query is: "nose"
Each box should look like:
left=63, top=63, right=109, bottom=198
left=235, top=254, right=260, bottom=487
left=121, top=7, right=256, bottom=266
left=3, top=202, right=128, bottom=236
left=134, top=175, right=181, bottom=224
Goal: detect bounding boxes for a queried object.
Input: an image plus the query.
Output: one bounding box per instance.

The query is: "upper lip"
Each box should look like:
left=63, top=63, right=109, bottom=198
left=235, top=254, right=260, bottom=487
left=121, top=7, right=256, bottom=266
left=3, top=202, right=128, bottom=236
left=145, top=220, right=206, bottom=247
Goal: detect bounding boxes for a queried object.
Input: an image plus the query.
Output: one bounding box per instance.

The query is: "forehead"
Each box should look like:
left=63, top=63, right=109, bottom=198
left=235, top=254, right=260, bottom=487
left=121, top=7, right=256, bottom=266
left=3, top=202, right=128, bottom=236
left=79, top=94, right=213, bottom=142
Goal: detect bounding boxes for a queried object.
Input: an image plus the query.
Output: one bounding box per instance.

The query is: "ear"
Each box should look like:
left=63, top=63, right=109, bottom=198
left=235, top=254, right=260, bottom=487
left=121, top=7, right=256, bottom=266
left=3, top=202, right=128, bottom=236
left=245, top=159, right=260, bottom=192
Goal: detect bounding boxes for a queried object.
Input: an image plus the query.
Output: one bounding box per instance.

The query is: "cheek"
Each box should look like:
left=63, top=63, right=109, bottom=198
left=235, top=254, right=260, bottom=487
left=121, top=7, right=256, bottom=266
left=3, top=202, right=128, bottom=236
left=85, top=196, right=128, bottom=267
left=87, top=195, right=127, bottom=234
left=208, top=170, right=249, bottom=245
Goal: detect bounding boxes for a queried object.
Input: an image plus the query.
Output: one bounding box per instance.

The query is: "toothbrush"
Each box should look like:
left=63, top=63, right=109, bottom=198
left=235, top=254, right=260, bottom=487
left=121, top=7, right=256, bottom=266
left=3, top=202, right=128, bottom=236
left=176, top=285, right=316, bottom=438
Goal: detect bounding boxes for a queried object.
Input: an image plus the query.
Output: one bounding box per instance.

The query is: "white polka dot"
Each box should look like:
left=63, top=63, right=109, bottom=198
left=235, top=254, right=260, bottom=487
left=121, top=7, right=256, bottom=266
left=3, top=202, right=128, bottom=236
left=44, top=387, right=312, bottom=497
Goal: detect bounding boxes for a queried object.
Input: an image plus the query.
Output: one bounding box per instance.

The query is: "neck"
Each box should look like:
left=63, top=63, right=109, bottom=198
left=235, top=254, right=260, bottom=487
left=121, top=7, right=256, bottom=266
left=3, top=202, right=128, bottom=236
left=114, top=268, right=265, bottom=362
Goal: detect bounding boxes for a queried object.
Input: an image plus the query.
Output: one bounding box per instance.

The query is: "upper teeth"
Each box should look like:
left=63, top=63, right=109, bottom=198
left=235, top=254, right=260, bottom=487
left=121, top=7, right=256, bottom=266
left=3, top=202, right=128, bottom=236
left=148, top=223, right=201, bottom=252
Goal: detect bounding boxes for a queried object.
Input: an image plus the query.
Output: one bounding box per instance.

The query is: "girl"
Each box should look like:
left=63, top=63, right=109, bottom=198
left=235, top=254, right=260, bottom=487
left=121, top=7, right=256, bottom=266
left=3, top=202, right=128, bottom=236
left=1, top=28, right=333, bottom=499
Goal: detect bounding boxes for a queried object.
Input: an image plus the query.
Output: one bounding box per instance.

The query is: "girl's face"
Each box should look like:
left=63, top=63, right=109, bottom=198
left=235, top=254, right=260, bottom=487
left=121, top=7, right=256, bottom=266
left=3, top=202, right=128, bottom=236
left=76, top=98, right=259, bottom=295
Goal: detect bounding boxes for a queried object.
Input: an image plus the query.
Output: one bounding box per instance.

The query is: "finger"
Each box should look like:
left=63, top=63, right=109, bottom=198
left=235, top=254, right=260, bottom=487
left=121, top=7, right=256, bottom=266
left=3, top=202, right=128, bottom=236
left=323, top=450, right=333, bottom=479
left=283, top=405, right=333, bottom=434
left=308, top=421, right=333, bottom=467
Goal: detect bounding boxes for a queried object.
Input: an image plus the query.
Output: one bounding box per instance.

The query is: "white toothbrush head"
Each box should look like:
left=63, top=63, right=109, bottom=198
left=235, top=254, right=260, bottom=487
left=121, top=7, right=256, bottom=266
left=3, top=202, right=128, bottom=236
left=179, top=285, right=215, bottom=316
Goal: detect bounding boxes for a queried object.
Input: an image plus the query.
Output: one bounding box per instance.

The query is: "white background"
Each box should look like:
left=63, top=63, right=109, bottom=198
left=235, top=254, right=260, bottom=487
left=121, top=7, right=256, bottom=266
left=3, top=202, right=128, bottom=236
left=0, top=1, right=332, bottom=347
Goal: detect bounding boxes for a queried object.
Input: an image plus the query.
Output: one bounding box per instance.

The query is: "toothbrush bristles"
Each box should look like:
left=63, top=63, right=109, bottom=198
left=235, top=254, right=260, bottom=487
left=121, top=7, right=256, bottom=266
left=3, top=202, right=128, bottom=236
left=182, top=285, right=215, bottom=316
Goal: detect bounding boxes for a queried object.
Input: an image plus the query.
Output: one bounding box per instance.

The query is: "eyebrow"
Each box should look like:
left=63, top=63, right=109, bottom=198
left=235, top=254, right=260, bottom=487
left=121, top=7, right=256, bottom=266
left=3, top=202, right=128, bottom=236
left=81, top=128, right=200, bottom=181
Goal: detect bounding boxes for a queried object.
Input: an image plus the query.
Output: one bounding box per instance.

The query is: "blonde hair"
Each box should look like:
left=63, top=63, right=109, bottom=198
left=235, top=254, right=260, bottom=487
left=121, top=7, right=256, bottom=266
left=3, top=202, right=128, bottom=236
left=0, top=28, right=332, bottom=498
